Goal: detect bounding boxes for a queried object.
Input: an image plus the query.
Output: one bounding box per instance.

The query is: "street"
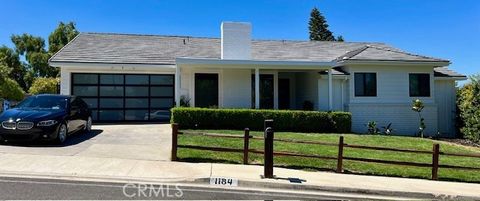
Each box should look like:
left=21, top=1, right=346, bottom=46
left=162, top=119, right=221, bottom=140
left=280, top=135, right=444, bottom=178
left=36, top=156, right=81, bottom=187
left=0, top=177, right=353, bottom=200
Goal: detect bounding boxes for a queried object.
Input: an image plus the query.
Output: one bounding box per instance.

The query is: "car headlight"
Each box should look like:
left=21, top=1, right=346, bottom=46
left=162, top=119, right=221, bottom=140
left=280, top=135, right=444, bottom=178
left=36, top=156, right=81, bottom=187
left=37, top=120, right=58, bottom=127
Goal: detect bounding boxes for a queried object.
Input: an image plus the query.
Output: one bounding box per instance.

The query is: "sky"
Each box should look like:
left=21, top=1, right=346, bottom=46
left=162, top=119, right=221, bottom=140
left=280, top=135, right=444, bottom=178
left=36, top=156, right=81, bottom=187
left=1, top=0, right=479, bottom=77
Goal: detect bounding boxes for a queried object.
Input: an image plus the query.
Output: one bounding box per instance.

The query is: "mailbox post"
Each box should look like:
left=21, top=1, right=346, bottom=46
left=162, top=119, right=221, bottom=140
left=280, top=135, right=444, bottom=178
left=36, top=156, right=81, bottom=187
left=264, top=119, right=274, bottom=178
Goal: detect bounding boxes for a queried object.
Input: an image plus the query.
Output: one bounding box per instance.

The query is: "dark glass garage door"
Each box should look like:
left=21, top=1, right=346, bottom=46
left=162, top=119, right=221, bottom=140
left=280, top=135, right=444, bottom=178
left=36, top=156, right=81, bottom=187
left=71, top=73, right=174, bottom=122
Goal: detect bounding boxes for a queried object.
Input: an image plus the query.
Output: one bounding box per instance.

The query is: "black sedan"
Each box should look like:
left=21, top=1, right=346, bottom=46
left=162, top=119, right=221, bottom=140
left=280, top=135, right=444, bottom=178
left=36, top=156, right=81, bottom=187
left=0, top=94, right=92, bottom=144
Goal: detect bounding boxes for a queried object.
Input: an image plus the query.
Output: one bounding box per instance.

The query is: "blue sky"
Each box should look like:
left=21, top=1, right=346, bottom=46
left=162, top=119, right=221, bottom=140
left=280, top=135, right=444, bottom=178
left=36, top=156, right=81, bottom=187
left=1, top=0, right=479, bottom=76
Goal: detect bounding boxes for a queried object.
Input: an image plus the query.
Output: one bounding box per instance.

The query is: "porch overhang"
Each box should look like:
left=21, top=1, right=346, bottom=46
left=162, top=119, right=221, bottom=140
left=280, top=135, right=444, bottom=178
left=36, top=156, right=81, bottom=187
left=175, top=57, right=335, bottom=70
left=174, top=57, right=337, bottom=111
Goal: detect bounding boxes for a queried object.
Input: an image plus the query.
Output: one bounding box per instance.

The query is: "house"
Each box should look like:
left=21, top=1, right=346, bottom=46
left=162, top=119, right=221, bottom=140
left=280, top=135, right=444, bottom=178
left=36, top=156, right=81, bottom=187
left=49, top=22, right=466, bottom=137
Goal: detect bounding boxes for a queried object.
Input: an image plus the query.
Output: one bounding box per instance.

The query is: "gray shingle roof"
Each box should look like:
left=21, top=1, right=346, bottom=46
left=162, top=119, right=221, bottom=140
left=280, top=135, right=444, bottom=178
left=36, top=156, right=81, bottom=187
left=49, top=32, right=464, bottom=78
left=335, top=45, right=448, bottom=62
left=434, top=67, right=466, bottom=78
left=50, top=32, right=448, bottom=64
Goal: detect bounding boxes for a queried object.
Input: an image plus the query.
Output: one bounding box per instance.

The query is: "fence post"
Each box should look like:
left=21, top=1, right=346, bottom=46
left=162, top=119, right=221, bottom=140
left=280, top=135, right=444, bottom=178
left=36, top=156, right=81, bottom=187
left=264, top=119, right=274, bottom=178
left=337, top=136, right=344, bottom=173
left=432, top=143, right=440, bottom=180
left=171, top=123, right=179, bottom=161
left=243, top=128, right=250, bottom=165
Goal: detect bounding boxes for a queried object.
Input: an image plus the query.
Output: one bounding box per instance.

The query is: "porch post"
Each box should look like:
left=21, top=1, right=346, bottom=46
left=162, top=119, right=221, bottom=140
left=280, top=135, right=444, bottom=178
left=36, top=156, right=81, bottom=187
left=175, top=65, right=181, bottom=107
left=255, top=68, right=260, bottom=109
left=328, top=69, right=333, bottom=111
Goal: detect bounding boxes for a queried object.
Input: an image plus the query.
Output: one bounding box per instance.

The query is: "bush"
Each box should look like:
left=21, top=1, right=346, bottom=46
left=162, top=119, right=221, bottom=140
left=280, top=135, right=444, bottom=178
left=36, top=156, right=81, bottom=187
left=171, top=107, right=351, bottom=133
left=457, top=75, right=480, bottom=142
left=0, top=77, right=24, bottom=101
left=28, top=77, right=59, bottom=95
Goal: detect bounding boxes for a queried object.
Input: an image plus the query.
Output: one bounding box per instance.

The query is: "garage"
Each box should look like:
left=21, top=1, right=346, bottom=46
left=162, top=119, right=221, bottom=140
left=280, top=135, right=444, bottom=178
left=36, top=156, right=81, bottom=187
left=71, top=73, right=174, bottom=122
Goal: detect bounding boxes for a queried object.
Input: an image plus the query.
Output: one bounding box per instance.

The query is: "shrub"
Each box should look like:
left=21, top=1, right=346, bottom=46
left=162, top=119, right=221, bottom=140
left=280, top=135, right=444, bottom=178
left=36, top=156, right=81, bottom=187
left=0, top=77, right=24, bottom=101
left=366, top=121, right=379, bottom=134
left=28, top=77, right=59, bottom=95
left=171, top=107, right=351, bottom=133
left=412, top=99, right=426, bottom=138
left=457, top=75, right=480, bottom=142
left=180, top=95, right=190, bottom=107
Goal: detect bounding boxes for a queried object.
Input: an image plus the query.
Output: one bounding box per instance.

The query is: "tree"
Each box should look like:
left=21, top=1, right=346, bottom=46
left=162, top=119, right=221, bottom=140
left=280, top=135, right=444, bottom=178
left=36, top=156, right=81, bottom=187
left=0, top=77, right=24, bottom=101
left=11, top=21, right=79, bottom=78
left=28, top=77, right=59, bottom=95
left=457, top=75, right=480, bottom=142
left=11, top=34, right=52, bottom=77
left=309, top=7, right=335, bottom=41
left=336, top=35, right=344, bottom=42
left=308, top=7, right=344, bottom=42
left=48, top=22, right=79, bottom=54
left=0, top=62, right=24, bottom=101
left=0, top=46, right=27, bottom=90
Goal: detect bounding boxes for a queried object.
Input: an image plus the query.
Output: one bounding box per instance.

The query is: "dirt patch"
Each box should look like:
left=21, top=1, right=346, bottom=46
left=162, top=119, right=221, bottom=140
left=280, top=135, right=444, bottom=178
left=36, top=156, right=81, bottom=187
left=439, top=138, right=480, bottom=148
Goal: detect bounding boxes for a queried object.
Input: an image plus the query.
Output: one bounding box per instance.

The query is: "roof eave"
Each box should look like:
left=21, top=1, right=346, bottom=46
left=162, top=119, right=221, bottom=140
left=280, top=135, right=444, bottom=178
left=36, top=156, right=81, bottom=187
left=434, top=76, right=468, bottom=80
left=175, top=57, right=336, bottom=69
left=337, top=59, right=450, bottom=66
left=48, top=61, right=176, bottom=69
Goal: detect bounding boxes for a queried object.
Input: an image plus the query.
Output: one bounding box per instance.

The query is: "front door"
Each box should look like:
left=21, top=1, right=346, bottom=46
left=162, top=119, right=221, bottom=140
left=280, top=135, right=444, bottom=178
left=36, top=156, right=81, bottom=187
left=195, top=73, right=219, bottom=108
left=251, top=74, right=274, bottom=109
left=278, top=78, right=290, bottom=109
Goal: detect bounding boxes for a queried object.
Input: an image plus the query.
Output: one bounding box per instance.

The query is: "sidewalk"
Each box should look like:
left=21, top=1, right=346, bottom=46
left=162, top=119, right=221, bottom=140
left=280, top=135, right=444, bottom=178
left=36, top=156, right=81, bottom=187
left=0, top=152, right=479, bottom=199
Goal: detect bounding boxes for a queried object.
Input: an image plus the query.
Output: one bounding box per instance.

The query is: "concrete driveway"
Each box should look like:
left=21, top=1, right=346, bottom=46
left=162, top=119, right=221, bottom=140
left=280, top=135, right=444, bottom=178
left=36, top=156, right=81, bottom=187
left=0, top=124, right=172, bottom=161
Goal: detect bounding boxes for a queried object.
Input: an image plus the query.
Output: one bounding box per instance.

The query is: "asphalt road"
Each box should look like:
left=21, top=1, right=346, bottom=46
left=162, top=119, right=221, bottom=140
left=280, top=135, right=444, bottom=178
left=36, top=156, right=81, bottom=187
left=0, top=177, right=349, bottom=200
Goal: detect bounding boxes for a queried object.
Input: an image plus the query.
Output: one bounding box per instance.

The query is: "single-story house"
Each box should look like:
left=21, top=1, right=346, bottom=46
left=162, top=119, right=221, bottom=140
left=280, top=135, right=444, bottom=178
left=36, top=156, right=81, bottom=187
left=49, top=22, right=466, bottom=137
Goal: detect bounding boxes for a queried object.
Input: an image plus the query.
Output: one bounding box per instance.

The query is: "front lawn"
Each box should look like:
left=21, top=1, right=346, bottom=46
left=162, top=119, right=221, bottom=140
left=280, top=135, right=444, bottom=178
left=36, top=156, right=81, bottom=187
left=177, top=130, right=480, bottom=183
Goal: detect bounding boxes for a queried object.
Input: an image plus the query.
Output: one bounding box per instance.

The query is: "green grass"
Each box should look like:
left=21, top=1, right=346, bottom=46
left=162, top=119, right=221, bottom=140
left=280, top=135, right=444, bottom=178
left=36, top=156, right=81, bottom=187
left=178, top=130, right=480, bottom=183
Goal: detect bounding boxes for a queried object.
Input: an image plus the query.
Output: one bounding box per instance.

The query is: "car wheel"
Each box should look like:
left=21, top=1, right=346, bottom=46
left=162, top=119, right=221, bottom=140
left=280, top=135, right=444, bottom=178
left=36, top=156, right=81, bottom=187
left=55, top=123, right=67, bottom=144
left=84, top=116, right=92, bottom=133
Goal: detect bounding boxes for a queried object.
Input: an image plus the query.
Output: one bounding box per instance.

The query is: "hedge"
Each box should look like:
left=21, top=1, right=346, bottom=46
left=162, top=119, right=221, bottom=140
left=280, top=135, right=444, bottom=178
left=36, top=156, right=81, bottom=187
left=171, top=107, right=351, bottom=133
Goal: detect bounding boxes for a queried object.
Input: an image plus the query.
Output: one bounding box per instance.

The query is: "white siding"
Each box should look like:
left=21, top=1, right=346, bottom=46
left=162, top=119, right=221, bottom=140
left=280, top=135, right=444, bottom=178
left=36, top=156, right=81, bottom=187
left=60, top=67, right=71, bottom=95
left=348, top=65, right=435, bottom=104
left=435, top=79, right=457, bottom=137
left=222, top=69, right=252, bottom=108
left=346, top=65, right=438, bottom=136
left=350, top=103, right=438, bottom=135
left=295, top=72, right=319, bottom=110
left=318, top=77, right=344, bottom=111
left=181, top=68, right=252, bottom=108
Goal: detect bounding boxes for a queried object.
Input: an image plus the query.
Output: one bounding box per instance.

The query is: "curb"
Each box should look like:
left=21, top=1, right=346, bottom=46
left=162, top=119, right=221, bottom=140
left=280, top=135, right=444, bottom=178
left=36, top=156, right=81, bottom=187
left=0, top=171, right=478, bottom=200
left=192, top=177, right=480, bottom=200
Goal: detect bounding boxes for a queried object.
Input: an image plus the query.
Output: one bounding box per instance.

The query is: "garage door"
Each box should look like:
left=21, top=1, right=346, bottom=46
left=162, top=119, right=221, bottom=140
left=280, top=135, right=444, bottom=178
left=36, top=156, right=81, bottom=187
left=71, top=73, right=174, bottom=122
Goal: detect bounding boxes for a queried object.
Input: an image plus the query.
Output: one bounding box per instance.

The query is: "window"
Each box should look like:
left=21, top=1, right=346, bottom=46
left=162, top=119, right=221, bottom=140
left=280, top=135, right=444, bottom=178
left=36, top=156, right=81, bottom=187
left=195, top=73, right=219, bottom=108
left=126, top=75, right=148, bottom=85
left=151, top=75, right=174, bottom=85
left=100, top=74, right=123, bottom=84
left=354, top=73, right=377, bottom=97
left=409, top=74, right=430, bottom=97
left=73, top=74, right=98, bottom=84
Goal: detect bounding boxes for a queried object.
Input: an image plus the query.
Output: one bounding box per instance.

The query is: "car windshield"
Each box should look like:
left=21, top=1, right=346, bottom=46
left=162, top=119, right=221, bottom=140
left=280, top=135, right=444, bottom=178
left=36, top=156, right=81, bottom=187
left=16, top=96, right=67, bottom=110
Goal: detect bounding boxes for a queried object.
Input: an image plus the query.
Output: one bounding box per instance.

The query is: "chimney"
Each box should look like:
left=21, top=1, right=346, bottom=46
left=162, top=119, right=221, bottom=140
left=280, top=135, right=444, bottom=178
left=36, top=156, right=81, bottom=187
left=221, top=22, right=252, bottom=60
